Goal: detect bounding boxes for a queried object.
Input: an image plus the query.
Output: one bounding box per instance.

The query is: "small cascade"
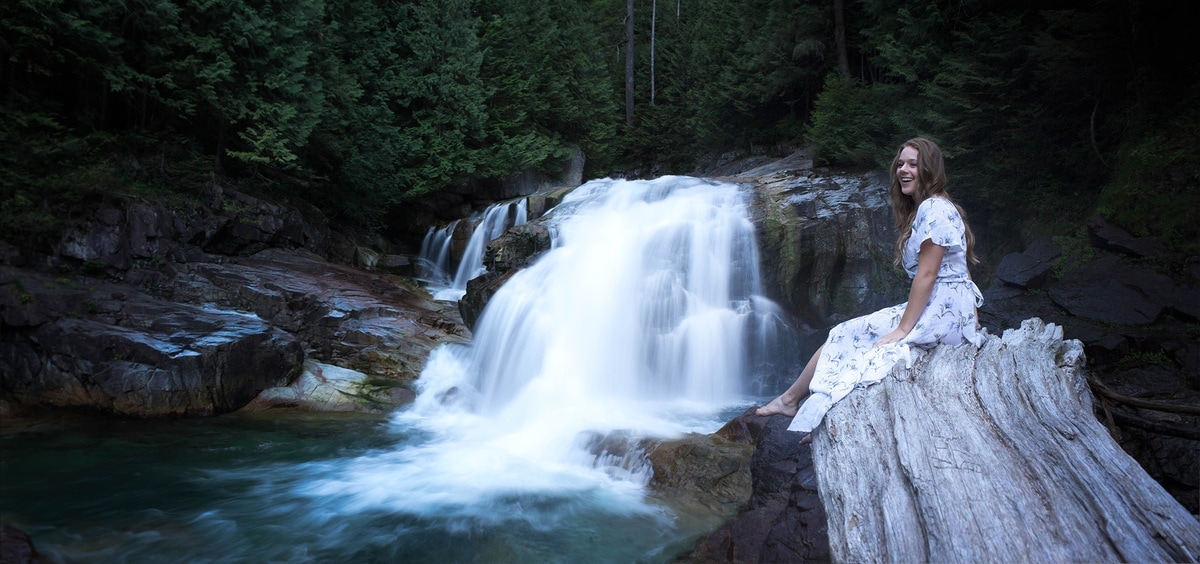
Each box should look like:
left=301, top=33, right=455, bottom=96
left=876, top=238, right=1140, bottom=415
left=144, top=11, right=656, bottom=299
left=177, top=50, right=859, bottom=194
left=415, top=220, right=459, bottom=286
left=416, top=198, right=530, bottom=301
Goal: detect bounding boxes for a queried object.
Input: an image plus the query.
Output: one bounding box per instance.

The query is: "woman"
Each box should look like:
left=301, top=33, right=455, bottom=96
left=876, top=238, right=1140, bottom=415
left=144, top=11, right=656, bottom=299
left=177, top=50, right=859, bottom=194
left=756, top=137, right=984, bottom=441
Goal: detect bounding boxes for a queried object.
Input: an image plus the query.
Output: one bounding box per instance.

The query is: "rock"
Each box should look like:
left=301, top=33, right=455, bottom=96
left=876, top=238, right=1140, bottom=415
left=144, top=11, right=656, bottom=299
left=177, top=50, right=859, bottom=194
left=242, top=360, right=413, bottom=412
left=50, top=183, right=332, bottom=280
left=1049, top=254, right=1163, bottom=325
left=0, top=524, right=41, bottom=564
left=810, top=318, right=1200, bottom=562
left=161, top=249, right=469, bottom=383
left=0, top=267, right=302, bottom=416
left=739, top=170, right=907, bottom=330
left=646, top=432, right=754, bottom=516
left=994, top=236, right=1060, bottom=288
left=1047, top=252, right=1200, bottom=326
left=354, top=246, right=380, bottom=269
left=0, top=244, right=464, bottom=417
left=377, top=254, right=413, bottom=275
left=1088, top=213, right=1167, bottom=258
left=460, top=222, right=552, bottom=329
left=57, top=207, right=130, bottom=270
left=202, top=187, right=318, bottom=256
left=680, top=410, right=830, bottom=563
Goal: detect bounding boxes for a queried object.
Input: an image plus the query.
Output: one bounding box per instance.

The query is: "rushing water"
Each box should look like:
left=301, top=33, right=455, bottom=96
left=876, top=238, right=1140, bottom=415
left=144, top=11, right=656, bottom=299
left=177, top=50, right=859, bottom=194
left=417, top=197, right=529, bottom=302
left=1, top=177, right=790, bottom=562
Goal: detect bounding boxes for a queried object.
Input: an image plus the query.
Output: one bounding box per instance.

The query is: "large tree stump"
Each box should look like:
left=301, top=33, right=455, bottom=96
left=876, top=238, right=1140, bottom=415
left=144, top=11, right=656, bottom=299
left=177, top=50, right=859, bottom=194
left=813, top=318, right=1200, bottom=562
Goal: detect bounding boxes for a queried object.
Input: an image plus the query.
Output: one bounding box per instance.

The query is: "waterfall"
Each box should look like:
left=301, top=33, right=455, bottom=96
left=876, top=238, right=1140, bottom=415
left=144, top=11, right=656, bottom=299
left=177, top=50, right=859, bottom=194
left=457, top=177, right=774, bottom=415
left=302, top=177, right=787, bottom=532
left=415, top=221, right=458, bottom=286
left=414, top=176, right=783, bottom=474
left=417, top=198, right=529, bottom=301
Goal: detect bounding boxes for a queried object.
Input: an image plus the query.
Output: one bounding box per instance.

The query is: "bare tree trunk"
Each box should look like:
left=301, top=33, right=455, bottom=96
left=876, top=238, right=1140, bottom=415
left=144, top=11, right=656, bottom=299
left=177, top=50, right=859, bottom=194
left=833, top=0, right=850, bottom=78
left=650, top=0, right=656, bottom=105
left=625, top=0, right=635, bottom=126
left=811, top=319, right=1200, bottom=562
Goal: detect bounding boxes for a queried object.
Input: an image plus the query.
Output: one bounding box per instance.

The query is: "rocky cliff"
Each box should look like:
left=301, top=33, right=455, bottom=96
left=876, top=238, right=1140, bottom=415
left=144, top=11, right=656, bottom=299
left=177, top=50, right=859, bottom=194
left=1, top=182, right=467, bottom=417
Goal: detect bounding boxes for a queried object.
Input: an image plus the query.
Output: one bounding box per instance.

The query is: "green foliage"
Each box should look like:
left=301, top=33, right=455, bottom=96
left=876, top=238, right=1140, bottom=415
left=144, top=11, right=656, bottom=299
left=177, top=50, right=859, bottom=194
left=1098, top=103, right=1200, bottom=255
left=1117, top=350, right=1172, bottom=368
left=615, top=0, right=836, bottom=171
left=803, top=0, right=1198, bottom=255
left=1050, top=228, right=1095, bottom=280
left=475, top=0, right=618, bottom=176
left=807, top=74, right=913, bottom=166
left=6, top=278, right=33, bottom=305
left=1, top=0, right=1195, bottom=241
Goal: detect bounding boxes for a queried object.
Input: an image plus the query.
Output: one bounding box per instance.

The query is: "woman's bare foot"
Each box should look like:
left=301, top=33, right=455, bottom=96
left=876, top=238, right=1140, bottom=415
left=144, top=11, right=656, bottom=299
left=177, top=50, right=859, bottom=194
left=755, top=395, right=799, bottom=417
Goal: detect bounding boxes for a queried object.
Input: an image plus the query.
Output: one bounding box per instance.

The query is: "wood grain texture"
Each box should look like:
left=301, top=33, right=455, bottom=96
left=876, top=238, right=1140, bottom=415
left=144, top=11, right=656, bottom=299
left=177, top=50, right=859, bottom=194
left=812, top=318, right=1200, bottom=563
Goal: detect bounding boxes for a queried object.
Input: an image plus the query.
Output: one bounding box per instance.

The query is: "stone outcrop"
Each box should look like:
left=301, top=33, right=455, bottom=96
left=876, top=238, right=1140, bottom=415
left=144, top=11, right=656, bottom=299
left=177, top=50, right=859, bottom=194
left=811, top=318, right=1200, bottom=562
left=1, top=265, right=302, bottom=416
left=1, top=183, right=468, bottom=418
left=679, top=411, right=830, bottom=563
left=242, top=360, right=416, bottom=413
left=0, top=524, right=42, bottom=564
left=980, top=219, right=1199, bottom=511
left=729, top=155, right=908, bottom=333
left=645, top=432, right=755, bottom=519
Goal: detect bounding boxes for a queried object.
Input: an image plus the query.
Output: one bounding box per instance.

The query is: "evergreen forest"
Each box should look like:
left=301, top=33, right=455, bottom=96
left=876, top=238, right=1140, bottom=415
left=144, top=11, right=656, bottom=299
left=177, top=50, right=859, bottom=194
left=2, top=0, right=1197, bottom=254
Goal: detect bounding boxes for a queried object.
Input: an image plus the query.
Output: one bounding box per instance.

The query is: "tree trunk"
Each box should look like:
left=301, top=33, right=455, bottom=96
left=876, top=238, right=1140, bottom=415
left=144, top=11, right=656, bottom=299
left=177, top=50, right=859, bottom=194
left=812, top=318, right=1200, bottom=562
left=833, top=0, right=850, bottom=78
left=625, top=0, right=635, bottom=126
left=650, top=0, right=656, bottom=105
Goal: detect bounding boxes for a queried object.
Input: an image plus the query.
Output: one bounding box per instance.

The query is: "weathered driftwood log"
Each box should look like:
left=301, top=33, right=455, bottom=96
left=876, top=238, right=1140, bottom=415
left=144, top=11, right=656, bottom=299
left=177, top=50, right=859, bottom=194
left=812, top=318, right=1200, bottom=563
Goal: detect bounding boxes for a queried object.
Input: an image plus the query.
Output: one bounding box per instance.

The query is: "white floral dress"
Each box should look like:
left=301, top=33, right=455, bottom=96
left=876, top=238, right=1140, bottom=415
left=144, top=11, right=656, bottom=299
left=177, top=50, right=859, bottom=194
left=787, top=196, right=985, bottom=433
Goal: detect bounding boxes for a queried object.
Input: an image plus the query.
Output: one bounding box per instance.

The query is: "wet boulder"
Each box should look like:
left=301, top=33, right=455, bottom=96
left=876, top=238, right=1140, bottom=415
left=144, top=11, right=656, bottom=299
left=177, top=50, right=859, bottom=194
left=1088, top=213, right=1168, bottom=258
left=157, top=249, right=469, bottom=384
left=735, top=166, right=907, bottom=330
left=0, top=267, right=302, bottom=416
left=242, top=360, right=415, bottom=412
left=994, top=236, right=1060, bottom=288
left=460, top=221, right=552, bottom=329
left=679, top=411, right=830, bottom=563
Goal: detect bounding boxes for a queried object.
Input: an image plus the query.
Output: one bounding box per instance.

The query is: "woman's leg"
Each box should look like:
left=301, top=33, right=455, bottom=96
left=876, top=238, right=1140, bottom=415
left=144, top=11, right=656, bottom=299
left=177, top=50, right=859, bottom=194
left=755, top=344, right=823, bottom=417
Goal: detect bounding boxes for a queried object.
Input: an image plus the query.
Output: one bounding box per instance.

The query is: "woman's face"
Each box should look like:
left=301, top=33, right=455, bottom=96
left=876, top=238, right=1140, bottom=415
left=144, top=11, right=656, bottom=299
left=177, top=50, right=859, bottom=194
left=896, top=145, right=920, bottom=198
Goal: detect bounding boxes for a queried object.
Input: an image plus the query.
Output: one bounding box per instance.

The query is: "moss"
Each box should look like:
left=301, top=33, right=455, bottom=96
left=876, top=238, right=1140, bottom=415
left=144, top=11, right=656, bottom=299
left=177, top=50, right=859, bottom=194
left=1116, top=350, right=1173, bottom=368
left=1051, top=227, right=1095, bottom=280
left=6, top=278, right=32, bottom=304
left=1097, top=113, right=1200, bottom=256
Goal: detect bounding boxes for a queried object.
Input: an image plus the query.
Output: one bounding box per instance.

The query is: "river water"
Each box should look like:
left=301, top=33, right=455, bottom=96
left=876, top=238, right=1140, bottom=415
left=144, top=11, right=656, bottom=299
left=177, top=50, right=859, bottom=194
left=1, top=177, right=791, bottom=561
left=1, top=407, right=753, bottom=562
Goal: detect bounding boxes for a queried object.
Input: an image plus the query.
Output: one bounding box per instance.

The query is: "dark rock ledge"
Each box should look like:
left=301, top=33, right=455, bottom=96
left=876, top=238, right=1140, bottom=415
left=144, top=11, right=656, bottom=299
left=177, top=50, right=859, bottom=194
left=1, top=182, right=469, bottom=418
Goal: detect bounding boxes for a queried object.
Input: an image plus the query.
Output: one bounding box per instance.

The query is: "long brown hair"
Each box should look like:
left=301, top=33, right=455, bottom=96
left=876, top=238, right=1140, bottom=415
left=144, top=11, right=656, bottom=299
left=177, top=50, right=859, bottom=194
left=889, top=137, right=978, bottom=266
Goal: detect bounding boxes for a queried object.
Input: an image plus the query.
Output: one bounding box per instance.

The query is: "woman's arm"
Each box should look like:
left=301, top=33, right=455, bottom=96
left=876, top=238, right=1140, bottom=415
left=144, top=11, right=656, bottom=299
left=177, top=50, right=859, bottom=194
left=875, top=238, right=945, bottom=346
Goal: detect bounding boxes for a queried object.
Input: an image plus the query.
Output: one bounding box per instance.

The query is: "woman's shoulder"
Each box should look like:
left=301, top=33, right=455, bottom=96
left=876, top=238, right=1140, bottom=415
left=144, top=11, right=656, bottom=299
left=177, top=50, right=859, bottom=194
left=918, top=196, right=959, bottom=218
left=919, top=195, right=953, bottom=209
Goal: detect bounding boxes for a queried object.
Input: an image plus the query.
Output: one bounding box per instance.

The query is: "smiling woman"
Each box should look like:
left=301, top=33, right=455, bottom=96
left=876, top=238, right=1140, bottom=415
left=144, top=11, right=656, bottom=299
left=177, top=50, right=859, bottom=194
left=756, top=137, right=983, bottom=440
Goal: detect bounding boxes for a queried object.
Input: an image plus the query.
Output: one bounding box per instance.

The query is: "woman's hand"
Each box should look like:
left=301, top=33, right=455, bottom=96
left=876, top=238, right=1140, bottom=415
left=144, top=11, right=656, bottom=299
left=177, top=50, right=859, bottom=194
left=874, top=327, right=909, bottom=347
left=876, top=239, right=945, bottom=347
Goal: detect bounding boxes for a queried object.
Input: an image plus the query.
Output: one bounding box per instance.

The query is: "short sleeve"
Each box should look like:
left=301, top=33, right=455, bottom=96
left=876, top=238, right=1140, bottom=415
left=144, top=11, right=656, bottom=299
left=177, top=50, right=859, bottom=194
left=911, top=198, right=966, bottom=253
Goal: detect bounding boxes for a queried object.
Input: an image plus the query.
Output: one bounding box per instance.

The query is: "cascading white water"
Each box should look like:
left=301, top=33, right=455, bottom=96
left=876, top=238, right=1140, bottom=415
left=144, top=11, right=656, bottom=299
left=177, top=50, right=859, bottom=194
left=458, top=176, right=772, bottom=416
left=300, top=176, right=787, bottom=541
left=415, top=220, right=458, bottom=286
left=417, top=198, right=529, bottom=301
